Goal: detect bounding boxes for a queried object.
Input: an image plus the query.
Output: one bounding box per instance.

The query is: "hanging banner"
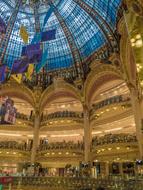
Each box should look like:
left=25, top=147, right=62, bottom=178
left=36, top=49, right=48, bottom=73
left=41, top=29, right=56, bottom=42
left=11, top=58, right=29, bottom=74
left=12, top=74, right=22, bottom=83
left=43, top=6, right=54, bottom=29
left=0, top=65, right=7, bottom=83
left=20, top=25, right=29, bottom=44
left=0, top=97, right=17, bottom=124
left=22, top=43, right=42, bottom=63
left=25, top=64, right=34, bottom=80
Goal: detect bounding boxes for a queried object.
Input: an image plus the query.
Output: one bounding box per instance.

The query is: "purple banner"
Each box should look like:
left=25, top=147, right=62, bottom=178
left=26, top=43, right=40, bottom=52
left=21, top=43, right=42, bottom=63
left=21, top=46, right=26, bottom=56
left=27, top=49, right=42, bottom=63
left=11, top=58, right=29, bottom=74
left=0, top=65, right=6, bottom=83
left=41, top=29, right=56, bottom=42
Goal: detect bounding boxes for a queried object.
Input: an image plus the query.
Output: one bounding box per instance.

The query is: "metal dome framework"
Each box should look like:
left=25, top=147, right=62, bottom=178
left=0, top=0, right=122, bottom=73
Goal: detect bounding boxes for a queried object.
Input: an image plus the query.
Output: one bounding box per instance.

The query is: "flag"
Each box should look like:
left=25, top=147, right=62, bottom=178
left=42, top=6, right=54, bottom=29
left=20, top=25, right=29, bottom=44
left=36, top=50, right=48, bottom=73
left=11, top=58, right=29, bottom=74
left=12, top=74, right=22, bottom=84
left=25, top=43, right=42, bottom=63
left=31, top=33, right=41, bottom=44
left=21, top=46, right=26, bottom=57
left=41, top=29, right=56, bottom=42
left=25, top=64, right=34, bottom=80
left=31, top=6, right=54, bottom=44
left=22, top=44, right=42, bottom=63
left=0, top=65, right=6, bottom=83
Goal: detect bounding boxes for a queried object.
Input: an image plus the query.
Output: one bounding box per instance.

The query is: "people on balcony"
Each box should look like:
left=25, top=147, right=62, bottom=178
left=92, top=134, right=137, bottom=146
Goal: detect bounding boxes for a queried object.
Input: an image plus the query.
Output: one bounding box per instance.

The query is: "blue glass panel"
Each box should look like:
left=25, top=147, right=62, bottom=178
left=0, top=0, right=122, bottom=71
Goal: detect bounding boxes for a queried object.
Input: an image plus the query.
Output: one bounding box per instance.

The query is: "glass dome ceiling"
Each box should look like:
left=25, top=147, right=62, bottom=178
left=0, top=0, right=122, bottom=72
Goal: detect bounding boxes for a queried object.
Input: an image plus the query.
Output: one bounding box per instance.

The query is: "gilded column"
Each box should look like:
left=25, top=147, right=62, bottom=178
left=31, top=109, right=40, bottom=164
left=129, top=86, right=143, bottom=159
left=83, top=104, right=92, bottom=163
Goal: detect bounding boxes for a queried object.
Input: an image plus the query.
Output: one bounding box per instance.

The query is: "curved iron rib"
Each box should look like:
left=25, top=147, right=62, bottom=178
left=73, top=0, right=118, bottom=51
left=47, top=1, right=84, bottom=78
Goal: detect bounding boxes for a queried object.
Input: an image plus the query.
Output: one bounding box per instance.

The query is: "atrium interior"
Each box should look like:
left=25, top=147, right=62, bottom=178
left=0, top=0, right=143, bottom=189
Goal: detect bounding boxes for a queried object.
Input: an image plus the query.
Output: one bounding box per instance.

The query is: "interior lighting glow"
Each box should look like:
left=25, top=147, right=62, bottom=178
left=27, top=135, right=33, bottom=137
left=131, top=38, right=135, bottom=43
left=50, top=134, right=80, bottom=137
left=104, top=127, right=122, bottom=133
left=136, top=34, right=141, bottom=39
left=92, top=131, right=102, bottom=135
left=135, top=39, right=143, bottom=48
left=0, top=133, right=22, bottom=137
left=61, top=105, right=65, bottom=108
left=40, top=135, right=47, bottom=138
left=116, top=147, right=120, bottom=150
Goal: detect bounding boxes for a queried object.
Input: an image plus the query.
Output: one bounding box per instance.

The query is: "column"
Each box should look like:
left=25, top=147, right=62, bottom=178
left=119, top=162, right=123, bottom=177
left=105, top=162, right=110, bottom=177
left=130, top=86, right=143, bottom=159
left=83, top=104, right=92, bottom=163
left=31, top=110, right=40, bottom=164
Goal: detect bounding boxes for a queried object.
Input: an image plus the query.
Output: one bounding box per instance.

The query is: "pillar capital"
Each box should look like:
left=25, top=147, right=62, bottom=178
left=125, top=0, right=143, bottom=17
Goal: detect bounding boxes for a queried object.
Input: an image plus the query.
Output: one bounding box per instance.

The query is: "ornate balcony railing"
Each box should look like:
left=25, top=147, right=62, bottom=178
left=0, top=134, right=137, bottom=154
left=8, top=177, right=143, bottom=190
left=91, top=95, right=131, bottom=112
left=92, top=134, right=137, bottom=146
left=16, top=112, right=33, bottom=122
left=0, top=141, right=31, bottom=151
left=42, top=111, right=83, bottom=122
left=39, top=142, right=84, bottom=151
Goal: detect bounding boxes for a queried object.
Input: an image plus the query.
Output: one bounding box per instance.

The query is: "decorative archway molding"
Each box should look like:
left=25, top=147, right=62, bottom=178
left=84, top=63, right=123, bottom=106
left=0, top=81, right=35, bottom=107
left=39, top=80, right=82, bottom=112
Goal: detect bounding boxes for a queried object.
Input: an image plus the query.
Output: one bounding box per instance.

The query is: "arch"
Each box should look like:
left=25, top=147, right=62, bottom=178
left=0, top=82, right=35, bottom=107
left=84, top=64, right=123, bottom=106
left=39, top=81, right=81, bottom=112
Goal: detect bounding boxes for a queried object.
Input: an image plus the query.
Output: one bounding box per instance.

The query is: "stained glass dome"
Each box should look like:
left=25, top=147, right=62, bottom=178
left=0, top=0, right=122, bottom=72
